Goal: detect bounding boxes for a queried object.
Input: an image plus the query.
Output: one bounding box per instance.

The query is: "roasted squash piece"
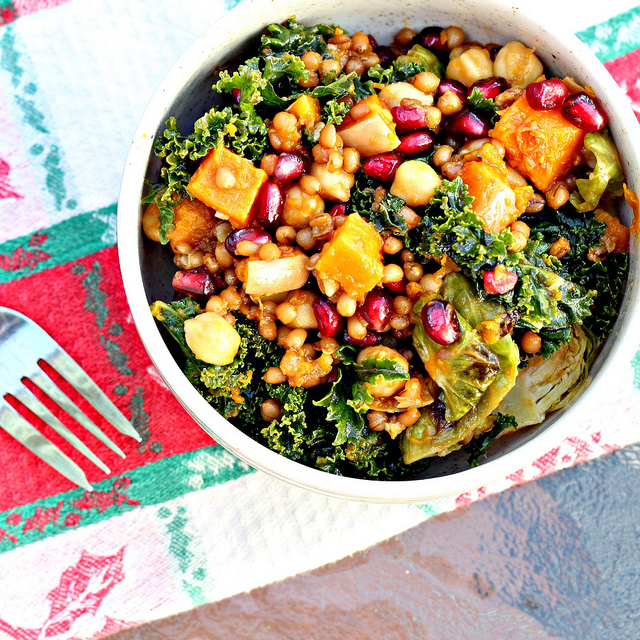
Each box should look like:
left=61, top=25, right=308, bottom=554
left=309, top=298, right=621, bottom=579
left=315, top=213, right=384, bottom=301
left=337, top=95, right=400, bottom=157
left=168, top=197, right=217, bottom=251
left=459, top=143, right=534, bottom=234
left=490, top=95, right=585, bottom=192
left=287, top=94, right=321, bottom=131
left=595, top=209, right=630, bottom=254
left=187, top=146, right=268, bottom=228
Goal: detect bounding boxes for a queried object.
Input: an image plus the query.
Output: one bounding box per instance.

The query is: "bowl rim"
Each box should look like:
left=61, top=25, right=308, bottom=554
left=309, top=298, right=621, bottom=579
left=117, top=0, right=640, bottom=503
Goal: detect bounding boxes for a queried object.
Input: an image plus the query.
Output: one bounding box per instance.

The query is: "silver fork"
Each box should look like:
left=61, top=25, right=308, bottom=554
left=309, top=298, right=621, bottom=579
left=0, top=306, right=141, bottom=490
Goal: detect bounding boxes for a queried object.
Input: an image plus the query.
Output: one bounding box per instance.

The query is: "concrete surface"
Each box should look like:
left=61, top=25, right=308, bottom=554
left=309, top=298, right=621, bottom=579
left=111, top=442, right=640, bottom=640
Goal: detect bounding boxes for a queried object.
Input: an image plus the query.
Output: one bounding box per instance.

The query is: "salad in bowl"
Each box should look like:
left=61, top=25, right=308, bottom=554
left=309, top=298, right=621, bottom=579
left=139, top=16, right=634, bottom=481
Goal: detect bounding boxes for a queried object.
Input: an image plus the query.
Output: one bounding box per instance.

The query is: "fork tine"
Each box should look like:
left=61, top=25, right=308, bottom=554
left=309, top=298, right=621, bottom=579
left=0, top=400, right=92, bottom=491
left=13, top=387, right=111, bottom=474
left=46, top=350, right=142, bottom=442
left=30, top=370, right=126, bottom=459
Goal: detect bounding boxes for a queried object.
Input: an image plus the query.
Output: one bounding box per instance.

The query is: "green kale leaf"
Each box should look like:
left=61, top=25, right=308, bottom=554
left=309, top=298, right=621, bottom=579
left=350, top=172, right=409, bottom=235
left=322, top=97, right=351, bottom=126
left=410, top=177, right=514, bottom=269
left=152, top=106, right=268, bottom=243
left=466, top=413, right=518, bottom=467
left=524, top=206, right=629, bottom=340
left=150, top=301, right=282, bottom=422
left=261, top=16, right=336, bottom=56
left=259, top=384, right=309, bottom=460
left=467, top=87, right=499, bottom=124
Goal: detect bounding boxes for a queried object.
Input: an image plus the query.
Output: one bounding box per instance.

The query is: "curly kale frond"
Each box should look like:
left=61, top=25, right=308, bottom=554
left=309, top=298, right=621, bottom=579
left=351, top=173, right=409, bottom=236
left=261, top=16, right=336, bottom=56
left=467, top=87, right=499, bottom=124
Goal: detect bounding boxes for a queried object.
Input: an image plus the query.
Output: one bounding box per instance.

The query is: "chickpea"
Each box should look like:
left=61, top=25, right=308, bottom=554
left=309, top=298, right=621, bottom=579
left=437, top=91, right=464, bottom=116
left=141, top=204, right=161, bottom=242
left=521, top=330, right=542, bottom=354
left=493, top=41, right=543, bottom=88
left=412, top=71, right=440, bottom=94
left=445, top=47, right=494, bottom=87
left=357, top=346, right=409, bottom=398
left=419, top=273, right=442, bottom=295
left=301, top=51, right=322, bottom=71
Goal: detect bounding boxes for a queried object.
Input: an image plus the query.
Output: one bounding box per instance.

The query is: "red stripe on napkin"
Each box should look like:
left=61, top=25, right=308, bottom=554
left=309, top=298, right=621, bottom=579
left=0, top=246, right=213, bottom=511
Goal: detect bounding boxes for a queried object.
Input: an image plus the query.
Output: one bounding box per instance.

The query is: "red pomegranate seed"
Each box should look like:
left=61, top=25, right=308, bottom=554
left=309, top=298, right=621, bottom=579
left=469, top=76, right=508, bottom=100
left=420, top=299, right=461, bottom=345
left=329, top=203, right=347, bottom=217
left=391, top=104, right=428, bottom=131
left=436, top=79, right=467, bottom=102
left=525, top=78, right=568, bottom=111
left=384, top=278, right=407, bottom=294
left=312, top=299, right=343, bottom=338
left=274, top=152, right=308, bottom=182
left=374, top=45, right=394, bottom=67
left=363, top=152, right=403, bottom=182
left=483, top=265, right=518, bottom=294
left=416, top=26, right=448, bottom=52
left=257, top=181, right=284, bottom=227
left=232, top=88, right=242, bottom=103
left=445, top=108, right=490, bottom=138
left=397, top=131, right=434, bottom=154
left=561, top=92, right=608, bottom=132
left=172, top=267, right=216, bottom=298
left=342, top=330, right=381, bottom=347
left=225, top=227, right=271, bottom=255
left=360, top=289, right=393, bottom=331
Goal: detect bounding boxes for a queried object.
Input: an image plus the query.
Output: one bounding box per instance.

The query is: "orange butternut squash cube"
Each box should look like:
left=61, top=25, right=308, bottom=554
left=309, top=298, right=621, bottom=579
left=490, top=96, right=585, bottom=192
left=315, top=213, right=384, bottom=301
left=187, top=147, right=268, bottom=228
left=459, top=161, right=523, bottom=234
left=168, top=197, right=217, bottom=251
left=287, top=94, right=321, bottom=131
left=337, top=95, right=400, bottom=157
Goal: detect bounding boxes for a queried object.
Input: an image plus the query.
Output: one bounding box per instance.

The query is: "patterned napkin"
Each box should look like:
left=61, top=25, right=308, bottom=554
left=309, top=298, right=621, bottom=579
left=0, top=1, right=639, bottom=637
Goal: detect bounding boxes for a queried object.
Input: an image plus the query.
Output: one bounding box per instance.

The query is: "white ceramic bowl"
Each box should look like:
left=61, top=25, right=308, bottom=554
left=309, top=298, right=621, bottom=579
left=118, top=0, right=640, bottom=503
